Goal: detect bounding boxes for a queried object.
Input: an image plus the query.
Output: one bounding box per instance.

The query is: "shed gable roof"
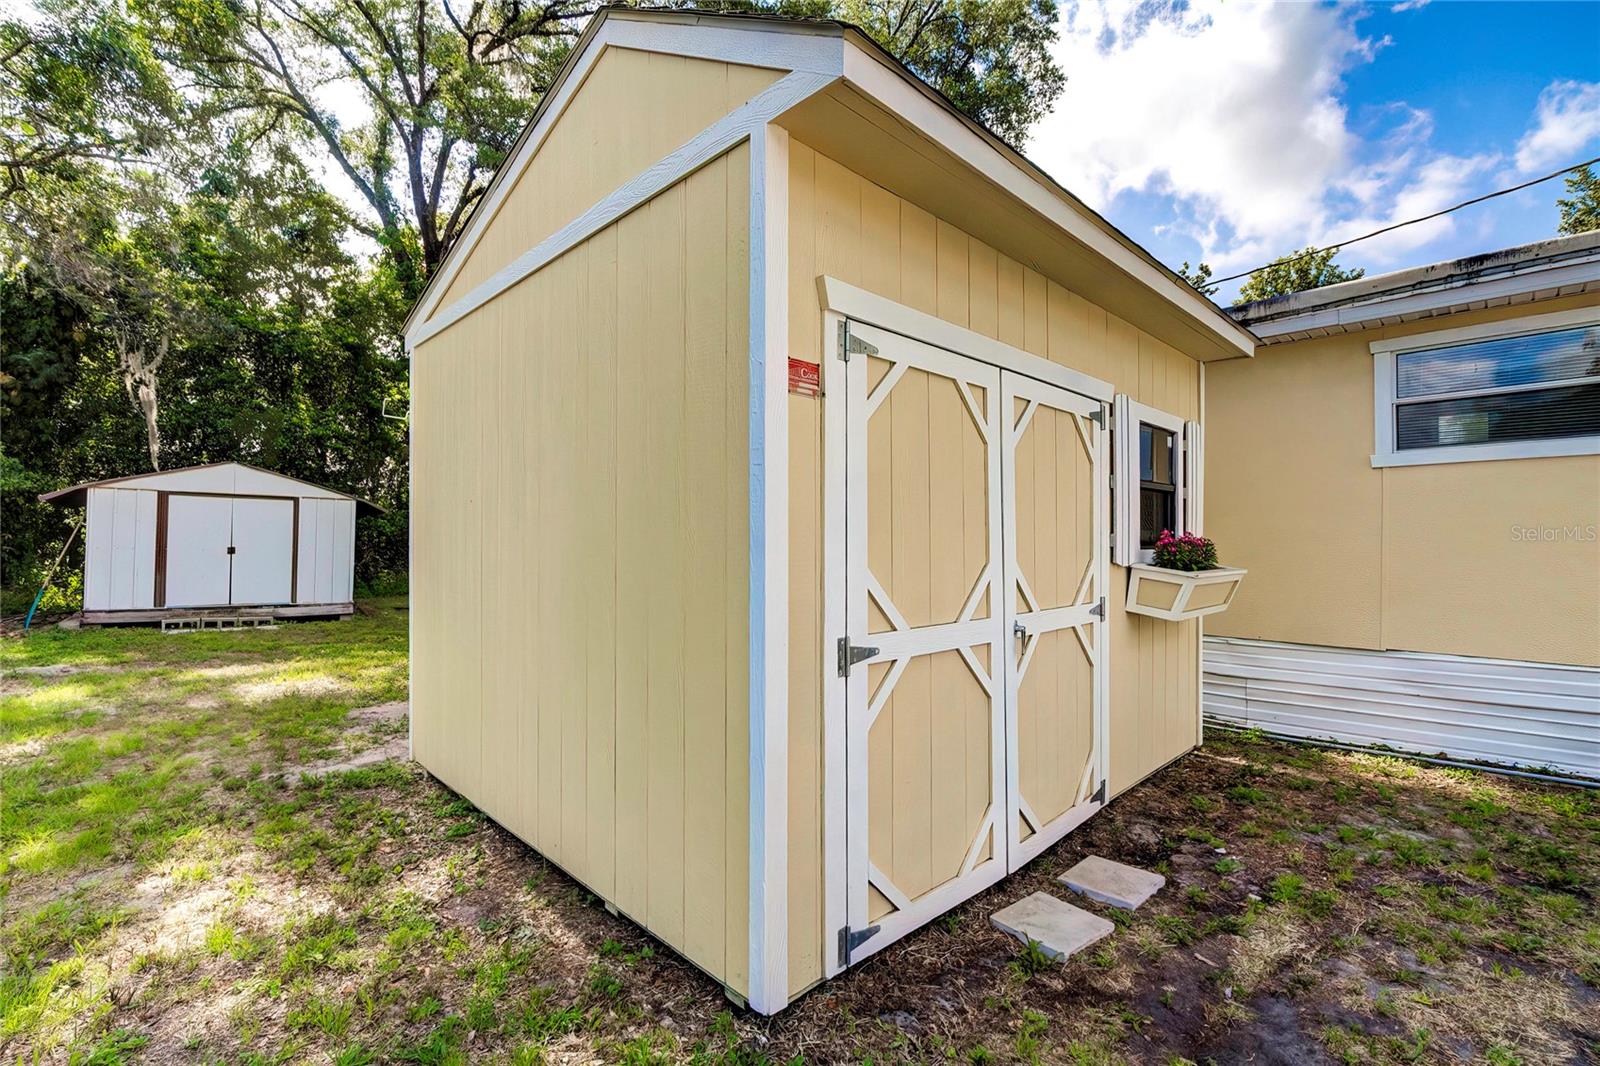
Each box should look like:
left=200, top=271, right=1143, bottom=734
left=404, top=6, right=1257, bottom=361
left=39, top=462, right=384, bottom=514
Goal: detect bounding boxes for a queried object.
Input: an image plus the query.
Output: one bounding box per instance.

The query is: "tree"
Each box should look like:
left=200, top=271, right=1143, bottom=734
left=1234, top=245, right=1365, bottom=304
left=145, top=0, right=1064, bottom=292
left=1557, top=164, right=1600, bottom=236
left=1176, top=260, right=1217, bottom=298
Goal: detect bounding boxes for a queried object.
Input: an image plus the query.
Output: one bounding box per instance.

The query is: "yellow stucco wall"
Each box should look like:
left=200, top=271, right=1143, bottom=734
left=1205, top=293, right=1600, bottom=667
left=783, top=142, right=1203, bottom=997
left=412, top=144, right=752, bottom=995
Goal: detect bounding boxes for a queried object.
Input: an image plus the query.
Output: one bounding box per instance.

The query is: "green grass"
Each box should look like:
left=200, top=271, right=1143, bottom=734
left=3, top=604, right=1596, bottom=1064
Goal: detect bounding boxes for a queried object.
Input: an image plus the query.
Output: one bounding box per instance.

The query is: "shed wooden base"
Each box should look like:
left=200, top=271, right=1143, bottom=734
left=81, top=603, right=355, bottom=627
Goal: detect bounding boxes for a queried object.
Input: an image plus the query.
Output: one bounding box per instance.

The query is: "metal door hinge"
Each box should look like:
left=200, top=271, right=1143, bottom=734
left=1089, top=407, right=1104, bottom=425
left=837, top=636, right=879, bottom=677
left=838, top=923, right=880, bottom=966
left=837, top=322, right=879, bottom=362
left=1092, top=779, right=1107, bottom=804
left=1089, top=597, right=1105, bottom=619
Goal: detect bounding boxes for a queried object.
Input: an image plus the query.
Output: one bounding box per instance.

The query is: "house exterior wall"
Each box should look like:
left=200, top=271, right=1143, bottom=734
left=431, top=47, right=780, bottom=311
left=1205, top=292, right=1600, bottom=668
left=410, top=144, right=753, bottom=996
left=783, top=142, right=1202, bottom=997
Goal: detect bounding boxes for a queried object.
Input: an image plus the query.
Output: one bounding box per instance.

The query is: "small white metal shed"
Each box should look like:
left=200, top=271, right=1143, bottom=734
left=40, top=462, right=380, bottom=623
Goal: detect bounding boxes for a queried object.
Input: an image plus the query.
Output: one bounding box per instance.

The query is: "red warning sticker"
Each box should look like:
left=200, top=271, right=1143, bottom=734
left=788, top=358, right=821, bottom=397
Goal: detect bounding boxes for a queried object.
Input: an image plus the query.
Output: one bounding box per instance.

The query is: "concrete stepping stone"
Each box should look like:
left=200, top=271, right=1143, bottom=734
left=990, top=892, right=1114, bottom=960
left=1059, top=855, right=1166, bottom=910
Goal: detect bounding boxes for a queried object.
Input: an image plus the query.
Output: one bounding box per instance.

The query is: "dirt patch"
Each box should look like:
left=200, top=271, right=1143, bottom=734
left=233, top=675, right=349, bottom=702
left=288, top=733, right=409, bottom=778
left=348, top=700, right=407, bottom=724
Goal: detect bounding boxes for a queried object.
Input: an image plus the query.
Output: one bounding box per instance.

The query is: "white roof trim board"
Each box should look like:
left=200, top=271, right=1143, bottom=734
left=403, top=8, right=1255, bottom=359
left=1233, top=232, right=1600, bottom=343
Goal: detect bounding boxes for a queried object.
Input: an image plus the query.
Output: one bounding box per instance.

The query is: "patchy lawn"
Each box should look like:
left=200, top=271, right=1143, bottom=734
left=2, top=604, right=1596, bottom=1065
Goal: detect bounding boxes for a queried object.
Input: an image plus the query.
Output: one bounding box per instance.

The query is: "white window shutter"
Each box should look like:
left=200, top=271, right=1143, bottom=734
left=1184, top=420, right=1203, bottom=535
left=1112, top=395, right=1133, bottom=567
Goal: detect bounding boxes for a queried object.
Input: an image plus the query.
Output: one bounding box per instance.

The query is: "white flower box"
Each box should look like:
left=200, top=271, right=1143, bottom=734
left=1125, top=564, right=1246, bottom=622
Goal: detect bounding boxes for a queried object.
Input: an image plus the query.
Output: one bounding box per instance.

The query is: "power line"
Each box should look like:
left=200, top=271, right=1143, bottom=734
left=1211, top=154, right=1600, bottom=286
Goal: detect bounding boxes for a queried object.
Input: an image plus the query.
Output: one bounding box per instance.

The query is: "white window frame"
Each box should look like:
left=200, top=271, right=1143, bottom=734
left=1370, top=306, right=1600, bottom=468
left=1113, top=396, right=1202, bottom=566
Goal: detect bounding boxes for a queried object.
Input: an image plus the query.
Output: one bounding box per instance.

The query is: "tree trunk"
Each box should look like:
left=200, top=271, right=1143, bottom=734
left=116, top=327, right=167, bottom=471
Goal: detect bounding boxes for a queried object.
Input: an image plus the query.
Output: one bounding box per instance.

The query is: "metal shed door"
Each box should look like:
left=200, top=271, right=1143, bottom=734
left=1001, top=373, right=1108, bottom=870
left=840, top=320, right=1007, bottom=965
left=230, top=498, right=296, bottom=605
left=164, top=495, right=233, bottom=608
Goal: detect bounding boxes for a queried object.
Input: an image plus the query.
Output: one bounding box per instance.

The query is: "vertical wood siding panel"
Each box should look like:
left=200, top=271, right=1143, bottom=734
left=562, top=249, right=590, bottom=877
left=586, top=224, right=620, bottom=900
left=536, top=257, right=564, bottom=857
left=996, top=255, right=1025, bottom=352
left=968, top=241, right=999, bottom=341
left=684, top=156, right=728, bottom=973
left=785, top=141, right=823, bottom=995
left=1022, top=268, right=1048, bottom=358
left=900, top=203, right=937, bottom=315
left=935, top=220, right=969, bottom=328
left=614, top=206, right=651, bottom=920
left=645, top=182, right=688, bottom=947
left=478, top=299, right=512, bottom=826
left=860, top=183, right=902, bottom=301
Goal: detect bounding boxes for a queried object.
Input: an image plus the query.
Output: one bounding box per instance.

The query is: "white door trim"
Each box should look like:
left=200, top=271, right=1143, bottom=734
left=1000, top=372, right=1109, bottom=870
left=820, top=286, right=1116, bottom=976
left=838, top=320, right=1008, bottom=967
left=817, top=276, right=1115, bottom=403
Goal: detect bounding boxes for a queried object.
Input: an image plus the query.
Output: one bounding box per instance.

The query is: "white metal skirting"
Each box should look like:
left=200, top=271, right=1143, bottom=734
left=1202, top=637, right=1600, bottom=781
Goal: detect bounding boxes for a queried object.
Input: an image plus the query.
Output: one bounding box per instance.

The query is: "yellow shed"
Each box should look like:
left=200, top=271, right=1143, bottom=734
left=404, top=7, right=1257, bottom=1013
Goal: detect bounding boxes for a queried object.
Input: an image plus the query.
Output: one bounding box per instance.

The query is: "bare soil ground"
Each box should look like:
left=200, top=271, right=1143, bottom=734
left=3, top=602, right=1595, bottom=1064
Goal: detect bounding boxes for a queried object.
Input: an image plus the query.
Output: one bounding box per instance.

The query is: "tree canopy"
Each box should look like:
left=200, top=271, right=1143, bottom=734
left=1557, top=164, right=1600, bottom=236
left=1234, top=245, right=1365, bottom=304
left=0, top=0, right=1065, bottom=600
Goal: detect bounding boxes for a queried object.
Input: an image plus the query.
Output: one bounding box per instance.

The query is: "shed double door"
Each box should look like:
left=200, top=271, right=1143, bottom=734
left=164, top=495, right=295, bottom=608
left=840, top=320, right=1107, bottom=965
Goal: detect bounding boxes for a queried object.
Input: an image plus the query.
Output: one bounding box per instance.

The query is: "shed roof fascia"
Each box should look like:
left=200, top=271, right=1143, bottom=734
left=834, top=36, right=1257, bottom=361
left=39, top=462, right=384, bottom=514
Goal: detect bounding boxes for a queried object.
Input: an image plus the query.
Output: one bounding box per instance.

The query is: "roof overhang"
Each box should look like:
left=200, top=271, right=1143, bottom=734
left=1232, top=232, right=1600, bottom=344
left=405, top=7, right=1258, bottom=362
left=39, top=462, right=385, bottom=515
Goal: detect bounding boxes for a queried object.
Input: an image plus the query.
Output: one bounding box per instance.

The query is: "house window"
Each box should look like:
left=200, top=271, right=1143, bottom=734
left=1372, top=308, right=1600, bottom=467
left=1114, top=397, right=1201, bottom=565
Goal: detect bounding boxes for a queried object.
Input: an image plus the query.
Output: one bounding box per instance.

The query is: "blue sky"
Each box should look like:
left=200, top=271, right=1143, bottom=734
left=1026, top=1, right=1600, bottom=303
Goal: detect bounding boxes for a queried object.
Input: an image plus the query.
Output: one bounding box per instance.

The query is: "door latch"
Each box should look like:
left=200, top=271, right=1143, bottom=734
left=837, top=637, right=879, bottom=677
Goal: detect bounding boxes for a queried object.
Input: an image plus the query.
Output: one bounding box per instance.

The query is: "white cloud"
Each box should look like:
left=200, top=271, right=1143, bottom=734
left=1514, top=80, right=1600, bottom=173
left=1025, top=1, right=1596, bottom=292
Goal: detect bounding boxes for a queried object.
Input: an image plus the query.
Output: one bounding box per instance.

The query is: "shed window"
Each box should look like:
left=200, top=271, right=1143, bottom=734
left=1372, top=309, right=1600, bottom=467
left=1113, top=397, right=1201, bottom=565
left=1139, top=424, right=1178, bottom=549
